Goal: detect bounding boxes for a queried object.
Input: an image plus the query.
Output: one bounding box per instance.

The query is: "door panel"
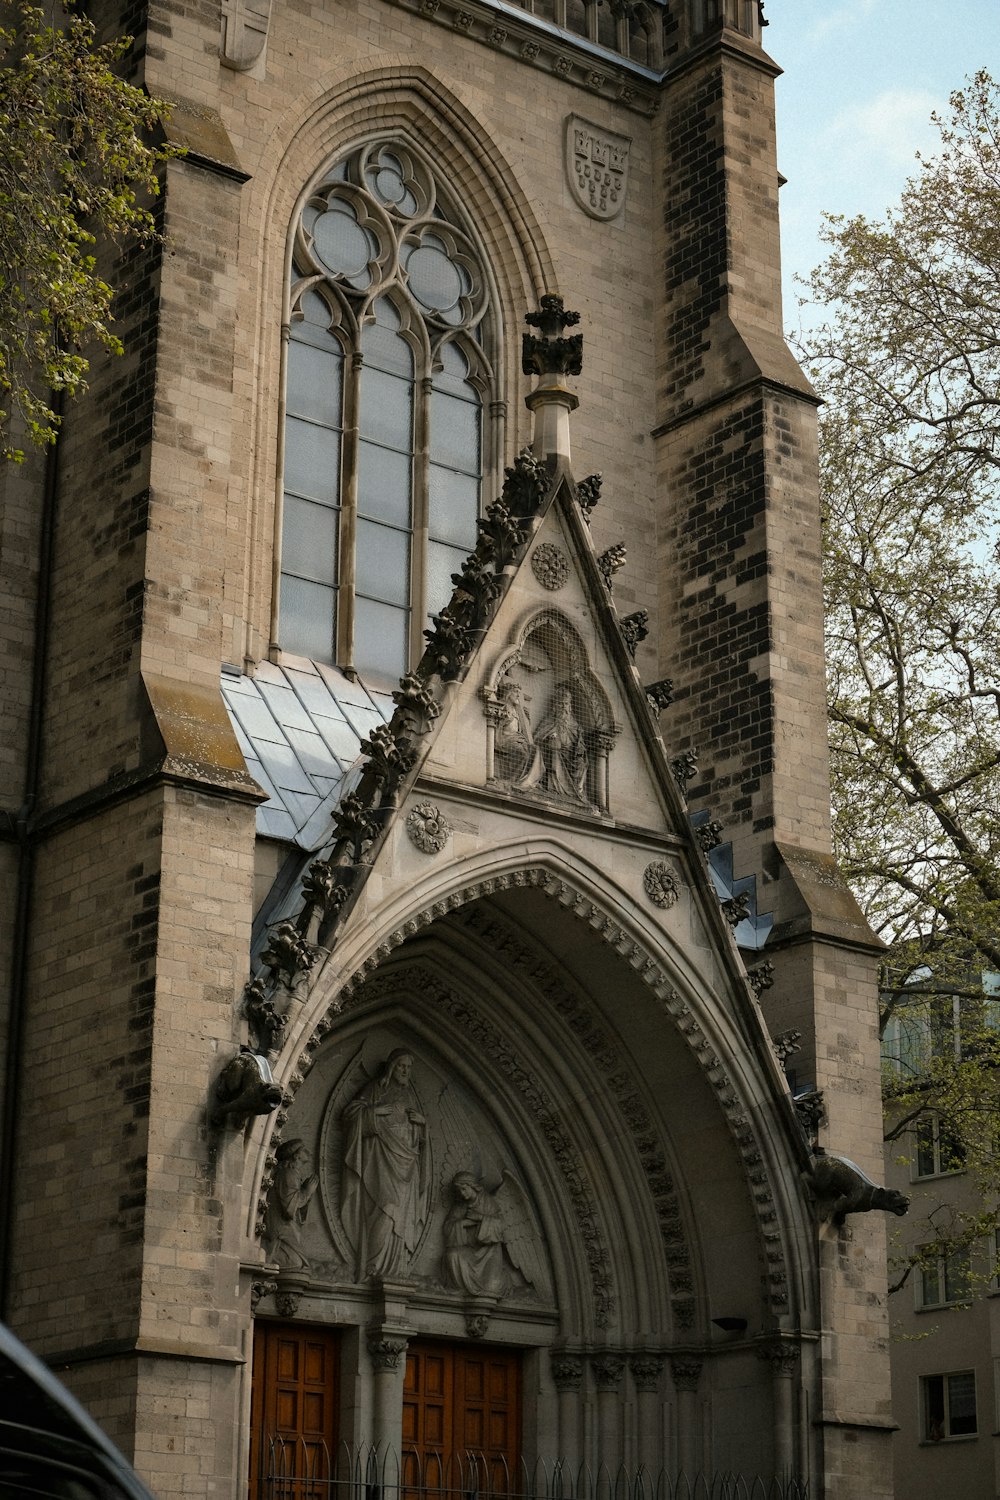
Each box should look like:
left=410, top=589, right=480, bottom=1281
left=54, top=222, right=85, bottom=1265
left=404, top=1340, right=521, bottom=1489
left=249, top=1323, right=340, bottom=1500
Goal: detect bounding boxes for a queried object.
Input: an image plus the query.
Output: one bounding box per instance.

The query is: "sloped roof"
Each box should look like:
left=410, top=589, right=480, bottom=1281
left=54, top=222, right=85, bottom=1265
left=221, top=658, right=394, bottom=848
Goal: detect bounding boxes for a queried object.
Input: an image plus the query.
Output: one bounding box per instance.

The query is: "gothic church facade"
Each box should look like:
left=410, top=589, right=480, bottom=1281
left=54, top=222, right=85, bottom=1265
left=0, top=2, right=894, bottom=1497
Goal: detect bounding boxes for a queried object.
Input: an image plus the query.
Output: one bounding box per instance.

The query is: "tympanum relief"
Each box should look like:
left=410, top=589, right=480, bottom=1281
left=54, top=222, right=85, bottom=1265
left=264, top=1039, right=554, bottom=1317
left=484, top=612, right=618, bottom=815
left=342, top=1049, right=431, bottom=1281
left=265, top=1138, right=320, bottom=1270
left=443, top=1171, right=550, bottom=1300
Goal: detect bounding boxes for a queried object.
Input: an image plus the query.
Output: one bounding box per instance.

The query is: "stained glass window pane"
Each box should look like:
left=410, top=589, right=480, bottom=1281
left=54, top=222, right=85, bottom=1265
left=433, top=342, right=472, bottom=396
left=287, top=339, right=343, bottom=429
left=358, top=441, right=411, bottom=528
left=426, top=540, right=470, bottom=620
left=362, top=303, right=412, bottom=375
left=428, top=465, right=478, bottom=547
left=430, top=389, right=480, bottom=474
left=281, top=495, right=337, bottom=586
left=284, top=418, right=340, bottom=506
left=311, top=198, right=376, bottom=282
left=356, top=519, right=410, bottom=607
left=360, top=367, right=412, bottom=451
left=353, top=597, right=409, bottom=679
left=280, top=575, right=336, bottom=661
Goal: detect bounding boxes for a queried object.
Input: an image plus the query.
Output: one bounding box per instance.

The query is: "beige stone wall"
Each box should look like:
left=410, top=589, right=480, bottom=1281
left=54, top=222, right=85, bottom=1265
left=9, top=785, right=255, bottom=1497
left=159, top=2, right=668, bottom=676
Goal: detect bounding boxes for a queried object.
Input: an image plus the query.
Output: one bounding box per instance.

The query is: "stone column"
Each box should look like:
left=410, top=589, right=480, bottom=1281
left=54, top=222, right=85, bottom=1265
left=550, top=1352, right=583, bottom=1472
left=629, top=1356, right=663, bottom=1472
left=756, top=1339, right=801, bottom=1483
left=669, top=1358, right=702, bottom=1480
left=591, top=1353, right=625, bottom=1467
left=367, top=1327, right=409, bottom=1457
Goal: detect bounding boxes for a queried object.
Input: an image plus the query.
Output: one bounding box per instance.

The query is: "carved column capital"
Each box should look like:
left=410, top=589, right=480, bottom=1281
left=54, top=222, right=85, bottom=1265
left=591, top=1353, right=625, bottom=1392
left=669, top=1356, right=702, bottom=1393
left=550, top=1352, right=584, bottom=1392
left=629, top=1355, right=663, bottom=1393
left=367, top=1331, right=409, bottom=1372
left=756, top=1338, right=800, bottom=1377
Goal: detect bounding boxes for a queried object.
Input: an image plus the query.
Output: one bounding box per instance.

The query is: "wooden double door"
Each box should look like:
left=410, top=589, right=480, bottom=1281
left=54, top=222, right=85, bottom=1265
left=403, top=1339, right=522, bottom=1486
left=250, top=1324, right=521, bottom=1499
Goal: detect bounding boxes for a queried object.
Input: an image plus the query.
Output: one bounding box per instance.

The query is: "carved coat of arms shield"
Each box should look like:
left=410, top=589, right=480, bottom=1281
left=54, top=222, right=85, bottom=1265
left=565, top=116, right=631, bottom=221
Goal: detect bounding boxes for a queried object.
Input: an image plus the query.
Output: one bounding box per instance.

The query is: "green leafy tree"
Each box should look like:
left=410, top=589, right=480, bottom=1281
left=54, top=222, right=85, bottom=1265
left=801, top=70, right=1000, bottom=1295
left=0, top=0, right=172, bottom=459
left=805, top=68, right=1000, bottom=991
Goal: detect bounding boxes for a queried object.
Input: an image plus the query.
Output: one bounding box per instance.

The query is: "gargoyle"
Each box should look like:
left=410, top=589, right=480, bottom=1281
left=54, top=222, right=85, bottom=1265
left=803, top=1149, right=909, bottom=1227
left=211, top=1050, right=283, bottom=1130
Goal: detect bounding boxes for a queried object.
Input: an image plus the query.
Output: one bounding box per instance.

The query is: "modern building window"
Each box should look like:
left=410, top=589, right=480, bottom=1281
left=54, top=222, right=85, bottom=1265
left=278, top=142, right=494, bottom=679
left=923, top=1371, right=977, bottom=1440
left=914, top=1115, right=965, bottom=1179
left=918, top=1244, right=971, bottom=1308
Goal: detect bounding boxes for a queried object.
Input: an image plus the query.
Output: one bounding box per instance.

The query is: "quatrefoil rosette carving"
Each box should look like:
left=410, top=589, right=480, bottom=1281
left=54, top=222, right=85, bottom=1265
left=406, top=802, right=452, bottom=855
left=643, top=861, right=679, bottom=910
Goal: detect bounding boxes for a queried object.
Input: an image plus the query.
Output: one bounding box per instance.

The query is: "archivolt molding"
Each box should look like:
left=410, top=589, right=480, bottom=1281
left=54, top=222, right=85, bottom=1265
left=454, top=903, right=697, bottom=1332
left=256, top=863, right=797, bottom=1320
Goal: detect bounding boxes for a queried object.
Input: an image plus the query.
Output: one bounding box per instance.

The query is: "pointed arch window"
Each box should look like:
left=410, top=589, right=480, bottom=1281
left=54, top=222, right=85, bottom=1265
left=278, top=144, right=495, bottom=679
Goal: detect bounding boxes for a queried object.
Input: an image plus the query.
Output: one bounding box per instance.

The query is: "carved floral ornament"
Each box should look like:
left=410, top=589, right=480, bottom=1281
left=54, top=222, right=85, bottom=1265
left=531, top=542, right=570, bottom=592
left=643, top=861, right=679, bottom=910
left=406, top=801, right=451, bottom=855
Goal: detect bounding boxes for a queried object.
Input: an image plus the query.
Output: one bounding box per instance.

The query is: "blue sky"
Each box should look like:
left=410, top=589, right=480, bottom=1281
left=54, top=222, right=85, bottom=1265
left=764, top=0, right=997, bottom=331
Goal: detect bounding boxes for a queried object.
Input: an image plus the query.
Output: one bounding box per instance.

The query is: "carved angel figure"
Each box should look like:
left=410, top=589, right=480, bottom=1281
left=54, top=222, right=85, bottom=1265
left=342, top=1050, right=430, bottom=1281
left=266, top=1139, right=319, bottom=1270
left=442, top=1170, right=548, bottom=1300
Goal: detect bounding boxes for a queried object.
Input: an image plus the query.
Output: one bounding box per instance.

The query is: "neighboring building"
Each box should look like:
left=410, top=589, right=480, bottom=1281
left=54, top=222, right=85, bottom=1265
left=883, top=983, right=1000, bottom=1499
left=0, top=3, right=894, bottom=1498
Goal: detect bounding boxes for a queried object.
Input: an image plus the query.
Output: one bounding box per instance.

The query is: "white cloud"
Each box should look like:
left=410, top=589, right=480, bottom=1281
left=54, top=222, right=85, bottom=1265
left=798, top=0, right=878, bottom=45
left=825, top=86, right=940, bottom=172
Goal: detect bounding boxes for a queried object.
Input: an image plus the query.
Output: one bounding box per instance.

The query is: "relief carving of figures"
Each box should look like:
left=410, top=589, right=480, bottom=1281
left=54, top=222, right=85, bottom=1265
left=534, top=682, right=589, bottom=803
left=265, top=1138, right=320, bottom=1270
left=494, top=677, right=542, bottom=786
left=486, top=616, right=619, bottom=813
left=442, top=1170, right=549, bottom=1300
left=342, top=1050, right=431, bottom=1281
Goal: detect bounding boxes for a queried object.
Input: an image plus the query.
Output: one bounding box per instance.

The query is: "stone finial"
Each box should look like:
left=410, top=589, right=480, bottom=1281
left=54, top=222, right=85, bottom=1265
left=522, top=295, right=583, bottom=377
left=523, top=297, right=581, bottom=464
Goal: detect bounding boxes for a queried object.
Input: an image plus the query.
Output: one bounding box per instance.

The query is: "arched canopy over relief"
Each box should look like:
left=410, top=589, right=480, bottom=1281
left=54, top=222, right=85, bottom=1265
left=483, top=609, right=619, bottom=815
left=250, top=857, right=816, bottom=1341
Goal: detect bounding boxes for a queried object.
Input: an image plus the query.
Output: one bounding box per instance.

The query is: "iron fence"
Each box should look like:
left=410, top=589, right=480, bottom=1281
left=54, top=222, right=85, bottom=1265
left=256, top=1441, right=808, bottom=1500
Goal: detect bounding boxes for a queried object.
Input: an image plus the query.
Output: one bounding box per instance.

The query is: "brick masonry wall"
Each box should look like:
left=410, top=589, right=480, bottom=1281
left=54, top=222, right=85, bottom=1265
left=0, top=3, right=893, bottom=1495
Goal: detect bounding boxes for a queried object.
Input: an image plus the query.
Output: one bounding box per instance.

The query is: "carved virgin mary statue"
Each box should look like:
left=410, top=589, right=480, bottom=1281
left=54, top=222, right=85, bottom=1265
left=341, top=1050, right=431, bottom=1281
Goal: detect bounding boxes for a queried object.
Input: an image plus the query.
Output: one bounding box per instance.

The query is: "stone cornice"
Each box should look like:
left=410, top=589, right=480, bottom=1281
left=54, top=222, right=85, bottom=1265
left=383, top=0, right=661, bottom=116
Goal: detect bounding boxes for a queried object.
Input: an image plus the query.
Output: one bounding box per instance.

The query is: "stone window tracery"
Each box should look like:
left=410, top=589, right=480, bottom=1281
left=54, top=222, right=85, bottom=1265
left=278, top=142, right=495, bottom=679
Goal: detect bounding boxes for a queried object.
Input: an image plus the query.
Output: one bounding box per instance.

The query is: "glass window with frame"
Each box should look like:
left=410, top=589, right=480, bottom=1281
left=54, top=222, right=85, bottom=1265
left=918, top=1243, right=971, bottom=1308
left=914, top=1115, right=965, bottom=1179
left=923, top=1370, right=977, bottom=1440
left=278, top=143, right=494, bottom=680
